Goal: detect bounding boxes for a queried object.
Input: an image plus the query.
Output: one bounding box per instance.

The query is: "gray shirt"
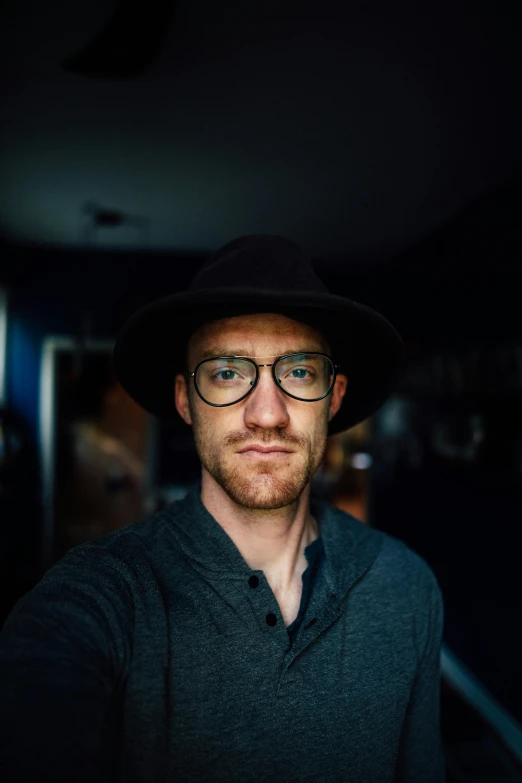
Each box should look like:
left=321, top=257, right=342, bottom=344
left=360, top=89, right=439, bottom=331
left=0, top=487, right=446, bottom=782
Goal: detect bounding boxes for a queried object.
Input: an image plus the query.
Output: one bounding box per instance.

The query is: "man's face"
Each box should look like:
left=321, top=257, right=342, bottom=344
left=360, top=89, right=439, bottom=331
left=175, top=313, right=347, bottom=511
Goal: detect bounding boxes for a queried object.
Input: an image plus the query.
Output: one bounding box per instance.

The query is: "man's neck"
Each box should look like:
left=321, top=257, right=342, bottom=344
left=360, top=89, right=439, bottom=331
left=200, top=471, right=319, bottom=595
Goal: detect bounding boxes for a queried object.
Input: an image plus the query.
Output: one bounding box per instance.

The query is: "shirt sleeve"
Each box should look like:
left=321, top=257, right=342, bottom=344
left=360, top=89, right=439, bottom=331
left=395, top=568, right=446, bottom=783
left=0, top=545, right=133, bottom=783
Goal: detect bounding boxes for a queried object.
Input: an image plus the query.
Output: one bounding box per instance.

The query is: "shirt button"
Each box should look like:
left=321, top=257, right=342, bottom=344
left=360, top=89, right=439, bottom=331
left=266, top=613, right=277, bottom=626
left=248, top=575, right=259, bottom=588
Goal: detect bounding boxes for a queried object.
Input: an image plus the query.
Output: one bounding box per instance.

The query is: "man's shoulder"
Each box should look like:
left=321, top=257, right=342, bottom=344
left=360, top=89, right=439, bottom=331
left=324, top=501, right=442, bottom=600
left=376, top=526, right=439, bottom=582
left=3, top=506, right=177, bottom=629
left=325, top=506, right=444, bottom=664
left=370, top=525, right=444, bottom=623
left=66, top=504, right=177, bottom=570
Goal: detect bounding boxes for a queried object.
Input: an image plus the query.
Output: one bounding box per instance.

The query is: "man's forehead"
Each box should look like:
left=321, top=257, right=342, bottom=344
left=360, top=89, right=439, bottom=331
left=188, top=313, right=327, bottom=358
left=196, top=312, right=317, bottom=332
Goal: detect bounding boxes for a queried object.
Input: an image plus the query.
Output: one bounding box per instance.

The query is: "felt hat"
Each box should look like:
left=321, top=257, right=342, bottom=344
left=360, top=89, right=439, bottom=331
left=112, top=234, right=405, bottom=435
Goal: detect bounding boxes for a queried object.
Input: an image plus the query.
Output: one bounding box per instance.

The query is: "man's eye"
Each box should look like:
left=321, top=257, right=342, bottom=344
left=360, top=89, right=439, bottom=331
left=213, top=369, right=239, bottom=381
left=282, top=367, right=314, bottom=380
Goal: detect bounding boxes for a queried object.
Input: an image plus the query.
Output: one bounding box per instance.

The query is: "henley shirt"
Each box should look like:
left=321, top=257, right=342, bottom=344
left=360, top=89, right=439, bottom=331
left=0, top=487, right=446, bottom=783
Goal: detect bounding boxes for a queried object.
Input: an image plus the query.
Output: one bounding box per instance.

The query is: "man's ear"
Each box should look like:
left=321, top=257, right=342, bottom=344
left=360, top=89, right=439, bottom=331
left=328, top=374, right=348, bottom=422
left=175, top=373, right=193, bottom=425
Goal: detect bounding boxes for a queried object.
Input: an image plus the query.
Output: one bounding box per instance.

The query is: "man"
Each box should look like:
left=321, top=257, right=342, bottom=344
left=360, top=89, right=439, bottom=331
left=0, top=235, right=446, bottom=782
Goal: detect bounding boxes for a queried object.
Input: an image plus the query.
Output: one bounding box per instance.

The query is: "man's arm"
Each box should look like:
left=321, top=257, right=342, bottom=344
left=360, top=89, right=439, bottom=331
left=0, top=547, right=132, bottom=783
left=395, top=570, right=446, bottom=783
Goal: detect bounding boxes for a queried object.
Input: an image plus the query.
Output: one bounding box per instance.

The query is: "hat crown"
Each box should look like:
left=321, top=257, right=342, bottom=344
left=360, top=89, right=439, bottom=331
left=189, top=234, right=329, bottom=294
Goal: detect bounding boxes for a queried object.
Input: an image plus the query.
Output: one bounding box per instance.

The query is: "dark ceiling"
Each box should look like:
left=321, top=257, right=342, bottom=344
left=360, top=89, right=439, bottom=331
left=1, top=0, right=522, bottom=261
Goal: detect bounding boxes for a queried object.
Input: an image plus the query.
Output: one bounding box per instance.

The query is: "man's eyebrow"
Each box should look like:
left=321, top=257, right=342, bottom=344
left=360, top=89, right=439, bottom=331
left=197, top=347, right=323, bottom=360
left=199, top=347, right=253, bottom=360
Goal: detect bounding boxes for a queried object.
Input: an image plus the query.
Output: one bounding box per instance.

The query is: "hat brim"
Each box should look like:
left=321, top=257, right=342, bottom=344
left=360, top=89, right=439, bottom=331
left=112, top=288, right=406, bottom=436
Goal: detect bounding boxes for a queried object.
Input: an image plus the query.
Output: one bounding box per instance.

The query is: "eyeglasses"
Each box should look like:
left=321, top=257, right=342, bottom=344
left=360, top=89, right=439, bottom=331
left=188, top=353, right=340, bottom=407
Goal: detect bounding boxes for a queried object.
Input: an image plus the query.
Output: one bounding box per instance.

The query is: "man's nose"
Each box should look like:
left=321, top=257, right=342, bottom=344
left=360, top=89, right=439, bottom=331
left=243, top=367, right=290, bottom=430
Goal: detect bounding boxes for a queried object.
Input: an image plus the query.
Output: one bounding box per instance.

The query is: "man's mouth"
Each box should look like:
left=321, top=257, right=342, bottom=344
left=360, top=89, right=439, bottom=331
left=237, top=445, right=294, bottom=458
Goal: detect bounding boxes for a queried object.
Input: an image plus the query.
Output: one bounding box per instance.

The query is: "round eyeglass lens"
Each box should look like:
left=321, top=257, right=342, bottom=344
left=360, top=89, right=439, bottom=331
left=195, top=358, right=257, bottom=405
left=275, top=354, right=334, bottom=400
left=195, top=354, right=335, bottom=405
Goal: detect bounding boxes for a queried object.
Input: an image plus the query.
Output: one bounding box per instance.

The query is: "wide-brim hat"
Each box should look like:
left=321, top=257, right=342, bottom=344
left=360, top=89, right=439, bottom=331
left=113, top=235, right=406, bottom=436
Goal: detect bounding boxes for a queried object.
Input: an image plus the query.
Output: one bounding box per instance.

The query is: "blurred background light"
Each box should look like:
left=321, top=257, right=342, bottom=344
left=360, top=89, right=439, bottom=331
left=351, top=452, right=373, bottom=470
left=0, top=288, right=7, bottom=406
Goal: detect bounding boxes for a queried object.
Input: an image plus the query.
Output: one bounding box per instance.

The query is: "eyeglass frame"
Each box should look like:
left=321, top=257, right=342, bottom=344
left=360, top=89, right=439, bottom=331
left=187, top=352, right=341, bottom=407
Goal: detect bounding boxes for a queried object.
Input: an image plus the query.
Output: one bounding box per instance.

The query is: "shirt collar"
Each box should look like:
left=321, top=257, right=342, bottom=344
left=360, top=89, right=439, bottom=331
left=163, top=485, right=383, bottom=601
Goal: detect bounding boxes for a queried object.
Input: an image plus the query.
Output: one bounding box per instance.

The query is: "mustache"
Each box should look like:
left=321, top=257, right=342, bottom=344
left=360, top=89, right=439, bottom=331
left=224, top=431, right=308, bottom=449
